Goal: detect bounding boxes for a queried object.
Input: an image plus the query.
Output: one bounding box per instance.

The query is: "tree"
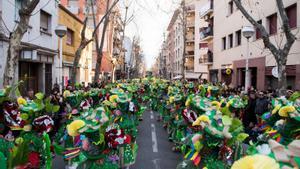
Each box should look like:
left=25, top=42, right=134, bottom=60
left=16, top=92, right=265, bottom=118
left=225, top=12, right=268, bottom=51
left=70, top=0, right=119, bottom=85
left=233, top=0, right=296, bottom=96
left=3, top=0, right=40, bottom=87
left=93, top=0, right=111, bottom=83
left=70, top=18, right=93, bottom=85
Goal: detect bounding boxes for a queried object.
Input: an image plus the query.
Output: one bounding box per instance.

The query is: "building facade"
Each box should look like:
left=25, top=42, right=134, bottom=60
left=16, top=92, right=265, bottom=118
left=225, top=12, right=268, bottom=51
left=60, top=0, right=117, bottom=81
left=194, top=0, right=213, bottom=80
left=0, top=0, right=59, bottom=95
left=166, top=0, right=205, bottom=80
left=58, top=5, right=93, bottom=86
left=212, top=0, right=300, bottom=90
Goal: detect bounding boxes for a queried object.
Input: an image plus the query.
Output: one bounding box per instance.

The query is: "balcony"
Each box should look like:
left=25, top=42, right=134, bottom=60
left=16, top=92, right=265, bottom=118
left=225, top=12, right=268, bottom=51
left=186, top=21, right=195, bottom=28
left=186, top=51, right=194, bottom=58
left=186, top=45, right=194, bottom=52
left=200, top=0, right=214, bottom=20
left=186, top=34, right=194, bottom=42
left=199, top=50, right=213, bottom=65
left=200, top=26, right=213, bottom=42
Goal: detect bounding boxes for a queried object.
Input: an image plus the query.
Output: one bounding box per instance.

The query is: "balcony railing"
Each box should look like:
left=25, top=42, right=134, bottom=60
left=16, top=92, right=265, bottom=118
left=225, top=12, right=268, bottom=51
left=200, top=26, right=213, bottom=41
left=199, top=0, right=214, bottom=19
left=199, top=50, right=213, bottom=64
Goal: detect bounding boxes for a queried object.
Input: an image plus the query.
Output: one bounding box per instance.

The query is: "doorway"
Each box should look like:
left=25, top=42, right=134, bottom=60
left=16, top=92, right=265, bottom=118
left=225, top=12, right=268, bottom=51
left=19, top=61, right=39, bottom=95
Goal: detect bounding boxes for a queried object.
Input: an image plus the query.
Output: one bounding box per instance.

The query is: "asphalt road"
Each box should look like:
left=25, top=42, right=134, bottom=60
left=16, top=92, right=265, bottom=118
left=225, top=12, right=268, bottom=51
left=130, top=110, right=182, bottom=169
left=53, top=109, right=181, bottom=169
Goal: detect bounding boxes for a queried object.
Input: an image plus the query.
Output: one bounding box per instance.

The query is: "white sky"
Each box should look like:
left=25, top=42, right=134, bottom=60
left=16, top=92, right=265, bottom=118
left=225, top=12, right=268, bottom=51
left=119, top=0, right=181, bottom=70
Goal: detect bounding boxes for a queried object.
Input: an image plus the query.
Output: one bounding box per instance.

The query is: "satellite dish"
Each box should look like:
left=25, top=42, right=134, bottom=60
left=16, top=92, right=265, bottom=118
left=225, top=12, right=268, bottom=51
left=272, top=67, right=278, bottom=78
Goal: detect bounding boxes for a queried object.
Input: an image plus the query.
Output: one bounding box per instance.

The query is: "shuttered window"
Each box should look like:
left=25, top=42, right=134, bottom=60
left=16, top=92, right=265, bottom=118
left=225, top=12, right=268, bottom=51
left=286, top=4, right=297, bottom=28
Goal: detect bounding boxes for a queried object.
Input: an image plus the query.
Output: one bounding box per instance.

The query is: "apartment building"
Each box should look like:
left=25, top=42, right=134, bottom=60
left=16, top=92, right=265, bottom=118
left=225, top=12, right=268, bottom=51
left=58, top=5, right=93, bottom=86
left=185, top=0, right=199, bottom=79
left=60, top=0, right=117, bottom=80
left=195, top=0, right=214, bottom=80
left=213, top=0, right=300, bottom=90
left=166, top=28, right=175, bottom=80
left=167, top=9, right=182, bottom=79
left=0, top=0, right=59, bottom=95
left=166, top=0, right=205, bottom=80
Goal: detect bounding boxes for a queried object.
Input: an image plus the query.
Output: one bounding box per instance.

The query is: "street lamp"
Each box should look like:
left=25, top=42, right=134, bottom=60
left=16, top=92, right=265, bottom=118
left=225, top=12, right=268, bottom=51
left=242, top=26, right=255, bottom=93
left=55, top=25, right=67, bottom=92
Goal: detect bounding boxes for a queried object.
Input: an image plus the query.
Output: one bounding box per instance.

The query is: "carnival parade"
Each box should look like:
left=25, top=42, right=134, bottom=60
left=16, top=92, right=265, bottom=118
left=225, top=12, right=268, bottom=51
left=0, top=78, right=299, bottom=169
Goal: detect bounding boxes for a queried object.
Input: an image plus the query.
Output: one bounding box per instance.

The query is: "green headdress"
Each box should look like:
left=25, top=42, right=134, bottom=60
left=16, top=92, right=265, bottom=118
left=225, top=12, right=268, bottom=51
left=78, top=107, right=109, bottom=133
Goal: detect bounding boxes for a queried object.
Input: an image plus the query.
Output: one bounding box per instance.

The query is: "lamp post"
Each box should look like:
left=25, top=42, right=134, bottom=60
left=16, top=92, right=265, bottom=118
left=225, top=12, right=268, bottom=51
left=242, top=26, right=255, bottom=93
left=55, top=25, right=67, bottom=92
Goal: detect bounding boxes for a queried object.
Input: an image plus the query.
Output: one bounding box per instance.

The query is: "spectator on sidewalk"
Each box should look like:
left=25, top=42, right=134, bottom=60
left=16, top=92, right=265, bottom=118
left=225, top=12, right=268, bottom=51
left=25, top=88, right=35, bottom=101
left=243, top=91, right=257, bottom=129
left=255, top=91, right=269, bottom=123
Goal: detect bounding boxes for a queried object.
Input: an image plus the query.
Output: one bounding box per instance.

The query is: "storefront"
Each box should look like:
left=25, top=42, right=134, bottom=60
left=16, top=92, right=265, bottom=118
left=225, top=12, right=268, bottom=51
left=232, top=57, right=265, bottom=91
left=18, top=50, right=55, bottom=95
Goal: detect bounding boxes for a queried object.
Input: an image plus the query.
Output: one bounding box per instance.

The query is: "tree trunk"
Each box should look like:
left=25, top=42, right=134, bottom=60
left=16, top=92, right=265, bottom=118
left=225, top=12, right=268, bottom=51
left=3, top=0, right=40, bottom=87
left=70, top=18, right=92, bottom=85
left=70, top=40, right=92, bottom=85
left=277, top=58, right=287, bottom=96
left=93, top=0, right=111, bottom=83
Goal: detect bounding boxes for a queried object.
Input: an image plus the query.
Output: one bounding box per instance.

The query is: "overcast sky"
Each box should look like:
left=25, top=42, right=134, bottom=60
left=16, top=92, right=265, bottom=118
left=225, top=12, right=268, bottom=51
left=119, top=0, right=180, bottom=70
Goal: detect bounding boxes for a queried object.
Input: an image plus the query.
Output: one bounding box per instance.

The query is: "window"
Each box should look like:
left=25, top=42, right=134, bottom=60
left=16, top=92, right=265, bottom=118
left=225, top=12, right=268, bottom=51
left=66, top=29, right=74, bottom=46
left=222, top=37, right=226, bottom=50
left=228, top=1, right=234, bottom=15
left=235, top=30, right=241, bottom=46
left=267, top=13, right=277, bottom=35
left=286, top=4, right=297, bottom=28
left=256, top=20, right=262, bottom=39
left=40, top=10, right=51, bottom=33
left=228, top=34, right=233, bottom=48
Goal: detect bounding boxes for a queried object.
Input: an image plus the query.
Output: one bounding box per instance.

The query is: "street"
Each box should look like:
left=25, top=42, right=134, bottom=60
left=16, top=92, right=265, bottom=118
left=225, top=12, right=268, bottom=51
left=52, top=109, right=181, bottom=169
left=0, top=0, right=299, bottom=168
left=131, top=110, right=182, bottom=169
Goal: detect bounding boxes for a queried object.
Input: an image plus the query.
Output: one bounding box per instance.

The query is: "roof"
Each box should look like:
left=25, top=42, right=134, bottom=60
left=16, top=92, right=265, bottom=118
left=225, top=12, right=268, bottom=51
left=58, top=4, right=84, bottom=24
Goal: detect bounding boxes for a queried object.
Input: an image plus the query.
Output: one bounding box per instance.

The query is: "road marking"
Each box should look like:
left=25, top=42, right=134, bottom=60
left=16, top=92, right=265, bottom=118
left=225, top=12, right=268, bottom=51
left=150, top=111, right=154, bottom=119
left=151, top=123, right=158, bottom=153
left=152, top=159, right=161, bottom=169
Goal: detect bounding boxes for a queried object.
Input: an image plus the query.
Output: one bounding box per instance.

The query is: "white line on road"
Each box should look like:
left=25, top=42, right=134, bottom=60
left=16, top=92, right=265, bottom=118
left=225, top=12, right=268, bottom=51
left=150, top=111, right=154, bottom=119
left=152, top=159, right=161, bottom=169
left=151, top=123, right=158, bottom=153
